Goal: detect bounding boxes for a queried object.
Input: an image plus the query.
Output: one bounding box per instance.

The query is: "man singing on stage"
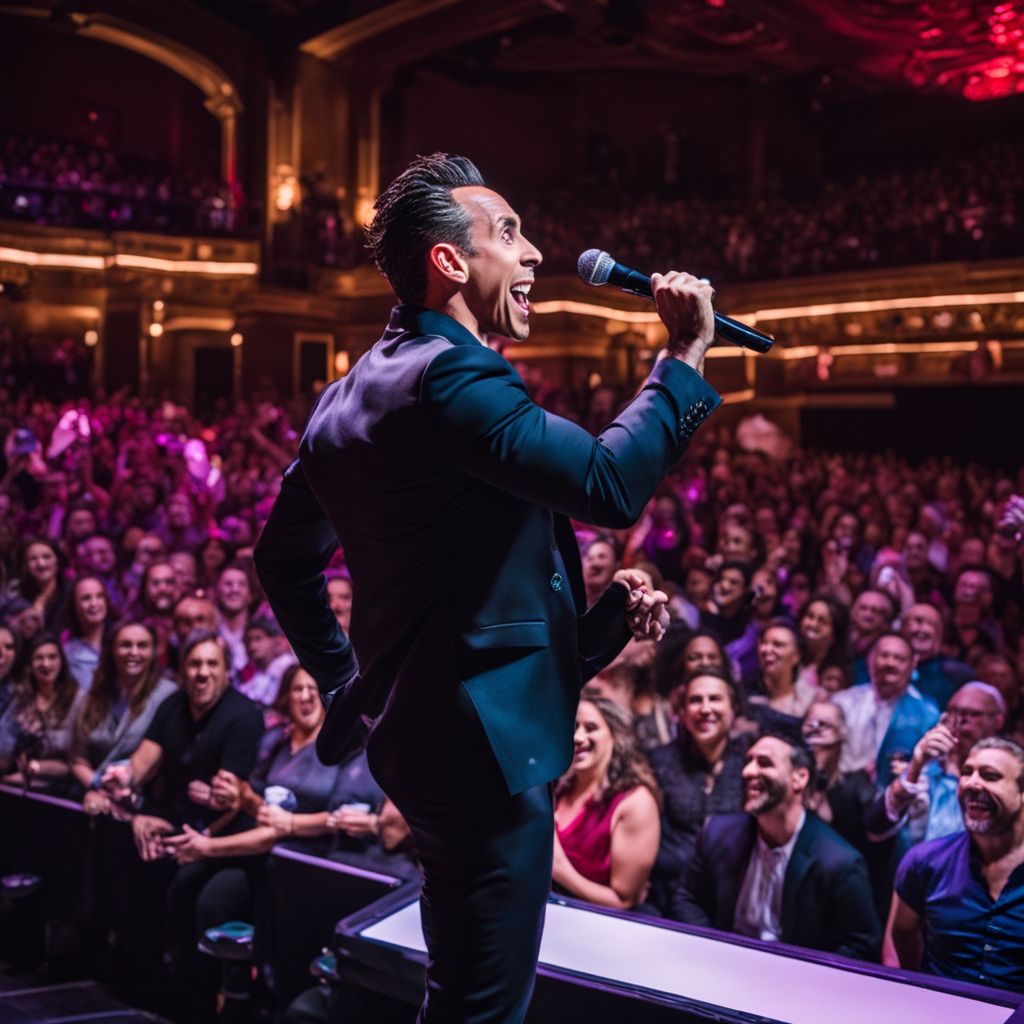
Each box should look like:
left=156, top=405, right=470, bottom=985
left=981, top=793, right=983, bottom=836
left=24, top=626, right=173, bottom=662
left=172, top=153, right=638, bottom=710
left=254, top=153, right=719, bottom=1023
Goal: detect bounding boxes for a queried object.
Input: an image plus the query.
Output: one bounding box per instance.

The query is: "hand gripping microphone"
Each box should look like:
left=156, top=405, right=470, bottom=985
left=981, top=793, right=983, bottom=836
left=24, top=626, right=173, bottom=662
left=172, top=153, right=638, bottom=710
left=577, top=249, right=773, bottom=354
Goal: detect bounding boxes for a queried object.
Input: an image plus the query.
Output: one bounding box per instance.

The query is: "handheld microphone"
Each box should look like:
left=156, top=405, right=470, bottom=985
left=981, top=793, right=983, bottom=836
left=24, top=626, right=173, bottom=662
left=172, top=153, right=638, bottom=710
left=577, top=249, right=773, bottom=354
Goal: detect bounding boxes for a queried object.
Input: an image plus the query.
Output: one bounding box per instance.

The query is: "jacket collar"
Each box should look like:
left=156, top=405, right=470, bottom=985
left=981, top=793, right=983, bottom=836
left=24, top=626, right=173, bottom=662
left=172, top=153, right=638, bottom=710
left=389, top=305, right=483, bottom=348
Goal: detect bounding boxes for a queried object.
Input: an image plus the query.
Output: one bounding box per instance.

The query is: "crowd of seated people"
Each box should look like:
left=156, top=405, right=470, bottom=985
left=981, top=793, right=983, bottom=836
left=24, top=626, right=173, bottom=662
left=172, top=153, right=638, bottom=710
left=0, top=132, right=251, bottom=235
left=2, top=364, right=1024, bottom=1011
left=307, top=140, right=1024, bottom=283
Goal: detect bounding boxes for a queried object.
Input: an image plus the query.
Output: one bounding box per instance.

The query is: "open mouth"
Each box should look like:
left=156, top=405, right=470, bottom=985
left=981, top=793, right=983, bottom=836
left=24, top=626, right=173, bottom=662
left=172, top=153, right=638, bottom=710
left=964, top=795, right=995, bottom=817
left=510, top=281, right=532, bottom=315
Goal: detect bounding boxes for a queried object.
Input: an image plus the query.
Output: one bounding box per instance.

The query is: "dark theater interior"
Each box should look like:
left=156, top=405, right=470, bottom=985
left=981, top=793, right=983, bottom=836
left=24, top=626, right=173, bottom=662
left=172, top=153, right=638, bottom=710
left=1, top=2, right=1024, bottom=1022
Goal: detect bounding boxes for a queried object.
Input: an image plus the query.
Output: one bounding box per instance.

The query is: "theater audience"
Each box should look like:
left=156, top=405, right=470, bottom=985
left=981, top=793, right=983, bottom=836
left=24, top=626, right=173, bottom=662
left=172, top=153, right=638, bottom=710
left=832, top=633, right=940, bottom=786
left=62, top=574, right=113, bottom=689
left=849, top=588, right=896, bottom=670
left=198, top=535, right=233, bottom=591
left=974, top=651, right=1021, bottom=722
left=868, top=682, right=1006, bottom=845
left=701, top=561, right=758, bottom=678
left=0, top=624, right=18, bottom=717
left=214, top=563, right=253, bottom=678
left=113, top=630, right=263, bottom=854
left=70, top=621, right=177, bottom=813
left=0, top=131, right=247, bottom=236
left=901, top=602, right=973, bottom=710
left=182, top=665, right=410, bottom=873
left=888, top=738, right=1024, bottom=991
left=947, top=566, right=1003, bottom=662
left=236, top=615, right=296, bottom=708
left=0, top=632, right=85, bottom=793
left=168, top=594, right=219, bottom=671
left=648, top=668, right=751, bottom=914
left=677, top=629, right=734, bottom=683
left=132, top=560, right=180, bottom=662
left=325, top=573, right=353, bottom=633
left=553, top=689, right=661, bottom=910
left=670, top=732, right=881, bottom=960
left=6, top=537, right=71, bottom=633
left=624, top=493, right=690, bottom=588
left=797, top=594, right=850, bottom=690
left=742, top=619, right=819, bottom=734
left=582, top=534, right=620, bottom=610
left=75, top=533, right=125, bottom=607
left=802, top=700, right=892, bottom=917
left=7, top=335, right=1024, bottom=996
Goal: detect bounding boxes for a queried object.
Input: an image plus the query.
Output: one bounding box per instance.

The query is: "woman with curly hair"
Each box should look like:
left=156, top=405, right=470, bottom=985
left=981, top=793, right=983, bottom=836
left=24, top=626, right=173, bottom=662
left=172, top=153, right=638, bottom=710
left=69, top=621, right=176, bottom=812
left=797, top=593, right=850, bottom=689
left=553, top=687, right=661, bottom=910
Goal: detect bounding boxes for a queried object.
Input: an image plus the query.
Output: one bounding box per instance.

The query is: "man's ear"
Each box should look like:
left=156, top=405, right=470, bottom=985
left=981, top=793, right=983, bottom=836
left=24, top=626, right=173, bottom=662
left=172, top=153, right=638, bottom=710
left=428, top=242, right=468, bottom=286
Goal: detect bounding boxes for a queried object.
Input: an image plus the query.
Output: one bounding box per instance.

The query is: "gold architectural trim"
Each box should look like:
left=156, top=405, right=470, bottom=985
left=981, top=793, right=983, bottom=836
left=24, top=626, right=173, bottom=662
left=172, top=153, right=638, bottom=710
left=300, top=0, right=460, bottom=59
left=747, top=291, right=1024, bottom=323
left=0, top=244, right=257, bottom=277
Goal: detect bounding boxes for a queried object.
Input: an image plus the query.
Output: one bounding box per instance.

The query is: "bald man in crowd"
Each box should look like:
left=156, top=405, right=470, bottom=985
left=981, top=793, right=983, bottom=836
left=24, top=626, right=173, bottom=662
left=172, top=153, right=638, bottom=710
left=868, top=681, right=1006, bottom=844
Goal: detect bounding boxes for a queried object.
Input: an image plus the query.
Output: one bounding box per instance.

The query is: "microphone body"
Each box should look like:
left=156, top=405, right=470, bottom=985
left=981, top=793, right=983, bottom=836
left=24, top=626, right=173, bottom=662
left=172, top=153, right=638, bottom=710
left=577, top=249, right=773, bottom=354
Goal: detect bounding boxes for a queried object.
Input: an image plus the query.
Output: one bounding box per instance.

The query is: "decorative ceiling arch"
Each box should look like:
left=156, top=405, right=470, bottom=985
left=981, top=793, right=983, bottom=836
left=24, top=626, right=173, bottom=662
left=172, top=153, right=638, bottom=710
left=0, top=5, right=243, bottom=118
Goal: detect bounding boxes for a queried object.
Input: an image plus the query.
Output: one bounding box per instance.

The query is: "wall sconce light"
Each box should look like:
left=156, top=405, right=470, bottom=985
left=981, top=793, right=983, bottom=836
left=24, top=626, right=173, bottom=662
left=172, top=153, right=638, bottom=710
left=84, top=329, right=99, bottom=346
left=231, top=332, right=244, bottom=348
left=149, top=322, right=164, bottom=337
left=334, top=351, right=350, bottom=375
left=274, top=165, right=300, bottom=212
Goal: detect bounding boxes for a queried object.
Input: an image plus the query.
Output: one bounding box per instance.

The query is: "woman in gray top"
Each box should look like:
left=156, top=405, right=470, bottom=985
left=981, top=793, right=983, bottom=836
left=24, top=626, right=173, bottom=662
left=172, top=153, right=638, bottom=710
left=70, top=620, right=177, bottom=813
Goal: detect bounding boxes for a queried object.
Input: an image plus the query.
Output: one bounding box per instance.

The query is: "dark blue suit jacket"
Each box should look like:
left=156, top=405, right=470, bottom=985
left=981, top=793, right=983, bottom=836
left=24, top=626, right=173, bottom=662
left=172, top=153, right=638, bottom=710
left=670, top=812, right=882, bottom=961
left=255, top=306, right=719, bottom=798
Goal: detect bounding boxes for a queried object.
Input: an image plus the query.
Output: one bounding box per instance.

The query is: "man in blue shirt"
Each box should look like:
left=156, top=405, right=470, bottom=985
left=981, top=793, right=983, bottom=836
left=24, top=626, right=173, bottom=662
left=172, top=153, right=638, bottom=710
left=889, top=737, right=1024, bottom=991
left=867, top=681, right=1006, bottom=844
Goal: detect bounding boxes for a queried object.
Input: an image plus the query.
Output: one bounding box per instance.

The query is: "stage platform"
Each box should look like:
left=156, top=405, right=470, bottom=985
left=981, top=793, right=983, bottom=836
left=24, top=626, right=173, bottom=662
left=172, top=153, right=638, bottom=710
left=336, top=886, right=1024, bottom=1024
left=0, top=979, right=168, bottom=1024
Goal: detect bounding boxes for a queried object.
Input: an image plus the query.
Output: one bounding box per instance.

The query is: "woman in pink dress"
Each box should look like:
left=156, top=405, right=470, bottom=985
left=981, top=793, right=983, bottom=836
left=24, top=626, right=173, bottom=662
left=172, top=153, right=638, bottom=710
left=553, top=687, right=661, bottom=910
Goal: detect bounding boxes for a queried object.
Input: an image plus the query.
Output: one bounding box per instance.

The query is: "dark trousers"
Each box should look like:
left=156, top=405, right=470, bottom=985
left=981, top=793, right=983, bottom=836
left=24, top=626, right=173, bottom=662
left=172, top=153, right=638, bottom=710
left=392, top=784, right=554, bottom=1024
left=166, top=857, right=263, bottom=1022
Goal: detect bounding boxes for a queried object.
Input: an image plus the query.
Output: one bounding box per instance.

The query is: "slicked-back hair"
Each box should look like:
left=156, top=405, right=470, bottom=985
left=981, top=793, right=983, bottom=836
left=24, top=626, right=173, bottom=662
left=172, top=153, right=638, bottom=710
left=366, top=153, right=485, bottom=304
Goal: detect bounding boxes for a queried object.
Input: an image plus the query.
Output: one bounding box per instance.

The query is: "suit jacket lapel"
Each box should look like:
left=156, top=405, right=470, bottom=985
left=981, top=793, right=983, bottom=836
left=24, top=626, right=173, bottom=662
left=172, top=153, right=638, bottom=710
left=782, top=815, right=815, bottom=938
left=723, top=816, right=758, bottom=928
left=553, top=513, right=586, bottom=613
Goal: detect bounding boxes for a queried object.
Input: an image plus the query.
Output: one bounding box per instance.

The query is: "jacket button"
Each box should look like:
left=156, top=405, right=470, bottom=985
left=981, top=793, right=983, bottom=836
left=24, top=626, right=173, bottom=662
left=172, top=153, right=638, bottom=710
left=550, top=573, right=563, bottom=591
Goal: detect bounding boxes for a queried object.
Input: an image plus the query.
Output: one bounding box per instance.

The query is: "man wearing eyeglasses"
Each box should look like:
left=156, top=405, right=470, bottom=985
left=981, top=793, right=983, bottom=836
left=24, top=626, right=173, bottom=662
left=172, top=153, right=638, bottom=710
left=867, top=681, right=1006, bottom=845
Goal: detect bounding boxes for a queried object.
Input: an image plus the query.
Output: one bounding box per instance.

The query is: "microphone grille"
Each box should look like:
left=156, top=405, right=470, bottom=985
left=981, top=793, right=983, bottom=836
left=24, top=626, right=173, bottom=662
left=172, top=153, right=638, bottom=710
left=577, top=249, right=614, bottom=286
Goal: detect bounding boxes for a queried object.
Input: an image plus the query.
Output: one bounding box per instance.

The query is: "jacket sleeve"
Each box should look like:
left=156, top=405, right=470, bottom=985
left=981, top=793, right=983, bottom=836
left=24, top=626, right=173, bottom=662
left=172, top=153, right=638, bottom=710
left=254, top=459, right=357, bottom=699
left=577, top=582, right=633, bottom=683
left=668, top=820, right=715, bottom=925
left=829, top=851, right=883, bottom=961
left=421, top=345, right=719, bottom=529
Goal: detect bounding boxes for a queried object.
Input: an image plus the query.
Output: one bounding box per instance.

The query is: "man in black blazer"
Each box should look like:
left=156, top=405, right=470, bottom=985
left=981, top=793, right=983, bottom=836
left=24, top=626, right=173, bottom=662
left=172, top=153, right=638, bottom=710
left=254, top=153, right=720, bottom=1023
left=670, top=732, right=881, bottom=962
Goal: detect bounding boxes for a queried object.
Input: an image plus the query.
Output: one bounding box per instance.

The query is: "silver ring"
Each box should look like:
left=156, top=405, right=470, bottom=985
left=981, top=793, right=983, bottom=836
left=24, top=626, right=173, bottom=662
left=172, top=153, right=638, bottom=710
left=699, top=277, right=711, bottom=285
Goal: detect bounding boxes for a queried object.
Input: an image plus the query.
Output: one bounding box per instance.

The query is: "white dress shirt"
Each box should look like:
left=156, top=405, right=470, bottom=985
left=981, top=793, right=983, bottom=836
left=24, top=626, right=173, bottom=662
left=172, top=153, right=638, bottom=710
left=733, top=810, right=806, bottom=942
left=831, top=683, right=902, bottom=774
